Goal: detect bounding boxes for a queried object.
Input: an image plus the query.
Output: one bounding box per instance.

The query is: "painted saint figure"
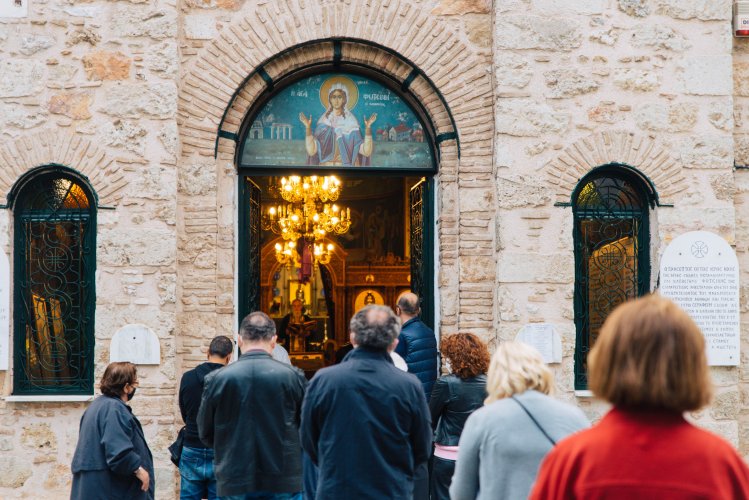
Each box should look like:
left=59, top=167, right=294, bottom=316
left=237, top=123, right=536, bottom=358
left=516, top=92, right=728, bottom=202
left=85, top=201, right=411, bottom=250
left=299, top=79, right=377, bottom=166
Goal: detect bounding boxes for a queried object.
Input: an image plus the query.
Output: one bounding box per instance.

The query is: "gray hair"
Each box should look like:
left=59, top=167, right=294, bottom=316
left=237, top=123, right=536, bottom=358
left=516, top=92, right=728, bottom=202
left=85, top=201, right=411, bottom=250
left=397, top=293, right=420, bottom=316
left=350, top=305, right=400, bottom=351
left=239, top=311, right=276, bottom=342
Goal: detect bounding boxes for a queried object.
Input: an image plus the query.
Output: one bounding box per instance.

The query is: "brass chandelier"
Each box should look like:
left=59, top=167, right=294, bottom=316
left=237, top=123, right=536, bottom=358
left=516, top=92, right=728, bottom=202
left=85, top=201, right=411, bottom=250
left=263, top=175, right=351, bottom=265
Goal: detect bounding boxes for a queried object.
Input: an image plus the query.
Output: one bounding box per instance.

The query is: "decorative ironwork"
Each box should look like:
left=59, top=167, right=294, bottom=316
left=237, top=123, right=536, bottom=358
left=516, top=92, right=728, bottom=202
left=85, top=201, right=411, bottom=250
left=14, top=174, right=95, bottom=394
left=573, top=172, right=650, bottom=390
left=410, top=178, right=425, bottom=305
left=246, top=178, right=262, bottom=315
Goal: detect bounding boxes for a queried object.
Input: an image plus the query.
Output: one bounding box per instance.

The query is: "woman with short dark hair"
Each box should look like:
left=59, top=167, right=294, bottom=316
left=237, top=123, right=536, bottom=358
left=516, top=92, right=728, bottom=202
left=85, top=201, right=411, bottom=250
left=71, top=362, right=154, bottom=500
left=530, top=294, right=749, bottom=499
left=428, top=333, right=489, bottom=499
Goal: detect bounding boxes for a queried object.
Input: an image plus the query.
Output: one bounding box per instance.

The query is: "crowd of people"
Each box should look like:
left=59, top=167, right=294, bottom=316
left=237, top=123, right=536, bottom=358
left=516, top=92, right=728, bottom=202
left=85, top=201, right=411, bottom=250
left=69, top=293, right=749, bottom=499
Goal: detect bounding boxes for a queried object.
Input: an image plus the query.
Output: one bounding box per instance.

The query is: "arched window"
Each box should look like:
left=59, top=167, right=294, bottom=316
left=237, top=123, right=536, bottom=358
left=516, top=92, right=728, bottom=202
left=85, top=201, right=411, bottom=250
left=572, top=167, right=653, bottom=390
left=13, top=171, right=96, bottom=395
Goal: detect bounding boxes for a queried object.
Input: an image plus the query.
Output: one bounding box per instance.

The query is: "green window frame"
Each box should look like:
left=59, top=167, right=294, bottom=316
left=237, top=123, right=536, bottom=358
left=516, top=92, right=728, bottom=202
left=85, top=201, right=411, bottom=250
left=12, top=169, right=96, bottom=395
left=572, top=166, right=653, bottom=390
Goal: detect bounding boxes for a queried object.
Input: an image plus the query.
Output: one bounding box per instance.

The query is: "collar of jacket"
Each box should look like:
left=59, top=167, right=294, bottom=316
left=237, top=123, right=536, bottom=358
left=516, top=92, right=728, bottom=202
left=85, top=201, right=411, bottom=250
left=238, top=350, right=272, bottom=359
left=346, top=347, right=393, bottom=363
left=401, top=317, right=420, bottom=329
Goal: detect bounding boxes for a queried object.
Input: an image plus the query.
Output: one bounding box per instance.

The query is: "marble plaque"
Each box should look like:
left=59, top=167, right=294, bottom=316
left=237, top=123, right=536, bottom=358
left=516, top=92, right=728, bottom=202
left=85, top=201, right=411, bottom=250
left=110, top=324, right=160, bottom=365
left=0, top=250, right=8, bottom=370
left=660, top=231, right=739, bottom=366
left=515, top=323, right=562, bottom=364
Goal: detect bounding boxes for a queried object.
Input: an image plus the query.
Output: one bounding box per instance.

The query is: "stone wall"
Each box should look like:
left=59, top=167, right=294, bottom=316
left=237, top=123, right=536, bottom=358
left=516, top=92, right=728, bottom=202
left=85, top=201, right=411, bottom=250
left=0, top=0, right=179, bottom=496
left=0, top=0, right=748, bottom=496
left=493, top=0, right=742, bottom=445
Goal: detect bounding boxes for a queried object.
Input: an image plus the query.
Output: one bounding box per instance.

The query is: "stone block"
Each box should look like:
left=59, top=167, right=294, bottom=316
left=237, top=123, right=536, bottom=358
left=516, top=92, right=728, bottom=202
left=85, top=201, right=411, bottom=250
left=587, top=102, right=622, bottom=124
left=496, top=15, right=581, bottom=51
left=710, top=390, right=740, bottom=420
left=497, top=175, right=551, bottom=209
left=98, top=228, right=176, bottom=267
left=656, top=0, right=731, bottom=21
left=681, top=56, right=732, bottom=96
left=111, top=6, right=178, bottom=40
left=48, top=92, right=92, bottom=120
left=19, top=33, right=55, bottom=56
left=0, top=102, right=46, bottom=130
left=465, top=14, right=491, bottom=48
left=42, top=463, right=72, bottom=491
left=735, top=134, right=749, bottom=166
left=48, top=63, right=79, bottom=82
left=532, top=0, right=605, bottom=14
left=618, top=0, right=649, bottom=17
left=21, top=423, right=56, bottom=451
left=676, top=135, right=732, bottom=169
left=734, top=63, right=749, bottom=97
left=431, top=0, right=490, bottom=15
left=460, top=256, right=495, bottom=282
left=495, top=54, right=532, bottom=89
left=129, top=166, right=176, bottom=200
left=498, top=253, right=574, bottom=283
left=0, top=59, right=44, bottom=98
left=613, top=68, right=660, bottom=92
left=102, top=119, right=147, bottom=155
left=630, top=23, right=689, bottom=51
left=0, top=456, right=32, bottom=488
left=184, top=14, right=218, bottom=40
left=82, top=50, right=131, bottom=81
left=179, top=156, right=217, bottom=196
left=544, top=69, right=599, bottom=98
left=101, top=82, right=177, bottom=119
left=495, top=99, right=569, bottom=137
left=710, top=172, right=736, bottom=201
left=707, top=100, right=733, bottom=131
left=66, top=27, right=101, bottom=47
left=146, top=41, right=178, bottom=77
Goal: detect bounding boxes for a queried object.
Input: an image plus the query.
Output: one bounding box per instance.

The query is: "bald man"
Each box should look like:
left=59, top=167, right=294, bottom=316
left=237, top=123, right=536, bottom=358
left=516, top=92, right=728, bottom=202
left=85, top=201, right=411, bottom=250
left=394, top=293, right=437, bottom=398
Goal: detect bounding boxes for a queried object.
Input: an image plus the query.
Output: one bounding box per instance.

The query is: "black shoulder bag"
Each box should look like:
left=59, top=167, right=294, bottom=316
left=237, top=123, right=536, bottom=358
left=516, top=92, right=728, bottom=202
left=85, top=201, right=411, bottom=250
left=168, top=426, right=186, bottom=467
left=511, top=395, right=556, bottom=446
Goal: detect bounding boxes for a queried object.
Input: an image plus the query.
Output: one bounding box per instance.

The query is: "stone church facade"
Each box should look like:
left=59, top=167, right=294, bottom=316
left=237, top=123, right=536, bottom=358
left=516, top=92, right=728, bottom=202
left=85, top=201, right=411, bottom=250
left=0, top=0, right=747, bottom=496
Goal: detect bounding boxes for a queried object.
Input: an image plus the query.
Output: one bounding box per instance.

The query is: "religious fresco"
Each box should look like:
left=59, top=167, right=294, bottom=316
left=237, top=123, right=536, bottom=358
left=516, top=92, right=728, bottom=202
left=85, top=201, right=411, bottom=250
left=240, top=73, right=434, bottom=170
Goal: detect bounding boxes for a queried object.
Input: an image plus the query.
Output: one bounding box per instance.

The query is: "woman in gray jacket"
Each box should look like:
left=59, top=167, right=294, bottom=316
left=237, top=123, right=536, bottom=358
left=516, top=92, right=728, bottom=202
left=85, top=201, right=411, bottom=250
left=449, top=341, right=589, bottom=500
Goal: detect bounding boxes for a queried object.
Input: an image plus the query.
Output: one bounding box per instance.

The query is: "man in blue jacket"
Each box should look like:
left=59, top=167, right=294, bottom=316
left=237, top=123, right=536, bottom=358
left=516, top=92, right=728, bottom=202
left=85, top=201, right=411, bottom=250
left=300, top=305, right=432, bottom=499
left=395, top=292, right=438, bottom=398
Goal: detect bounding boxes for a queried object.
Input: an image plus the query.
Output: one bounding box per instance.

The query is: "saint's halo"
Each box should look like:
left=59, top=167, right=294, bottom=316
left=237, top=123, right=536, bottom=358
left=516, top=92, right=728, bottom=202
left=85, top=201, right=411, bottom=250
left=319, top=75, right=359, bottom=110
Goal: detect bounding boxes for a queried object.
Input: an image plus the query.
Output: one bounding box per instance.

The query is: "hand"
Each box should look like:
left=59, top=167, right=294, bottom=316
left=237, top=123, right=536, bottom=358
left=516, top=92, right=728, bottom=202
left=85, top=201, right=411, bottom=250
left=299, top=112, right=312, bottom=128
left=134, top=466, right=150, bottom=492
left=364, top=113, right=377, bottom=128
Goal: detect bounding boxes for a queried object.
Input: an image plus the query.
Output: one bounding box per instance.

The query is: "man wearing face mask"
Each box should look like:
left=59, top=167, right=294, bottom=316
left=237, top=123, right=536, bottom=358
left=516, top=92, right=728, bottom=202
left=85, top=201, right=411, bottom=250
left=71, top=361, right=154, bottom=499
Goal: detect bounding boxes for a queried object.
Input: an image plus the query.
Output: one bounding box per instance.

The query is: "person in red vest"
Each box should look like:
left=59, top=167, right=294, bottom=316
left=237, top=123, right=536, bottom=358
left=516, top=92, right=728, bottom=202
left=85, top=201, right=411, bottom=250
left=530, top=294, right=749, bottom=500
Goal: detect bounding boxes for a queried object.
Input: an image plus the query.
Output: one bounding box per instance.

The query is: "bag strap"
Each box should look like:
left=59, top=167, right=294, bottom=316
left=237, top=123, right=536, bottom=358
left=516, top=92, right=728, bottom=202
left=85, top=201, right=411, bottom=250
left=511, top=395, right=556, bottom=446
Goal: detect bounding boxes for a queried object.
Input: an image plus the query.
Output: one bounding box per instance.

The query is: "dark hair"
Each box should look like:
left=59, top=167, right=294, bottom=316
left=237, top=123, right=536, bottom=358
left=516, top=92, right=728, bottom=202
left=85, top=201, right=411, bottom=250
left=239, top=311, right=276, bottom=342
left=589, top=294, right=712, bottom=412
left=100, top=362, right=137, bottom=397
left=209, top=335, right=233, bottom=358
left=350, top=305, right=400, bottom=351
left=441, top=333, right=490, bottom=379
left=396, top=293, right=420, bottom=316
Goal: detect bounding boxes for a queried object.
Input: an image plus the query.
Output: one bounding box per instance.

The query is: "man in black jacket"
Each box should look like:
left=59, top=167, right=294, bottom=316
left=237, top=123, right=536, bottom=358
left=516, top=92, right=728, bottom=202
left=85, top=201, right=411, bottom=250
left=300, top=305, right=432, bottom=499
left=198, top=312, right=307, bottom=499
left=178, top=335, right=232, bottom=500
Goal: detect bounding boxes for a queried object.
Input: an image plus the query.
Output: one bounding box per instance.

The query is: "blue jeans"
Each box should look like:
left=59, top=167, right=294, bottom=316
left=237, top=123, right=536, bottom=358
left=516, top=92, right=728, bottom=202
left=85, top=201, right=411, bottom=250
left=221, top=493, right=302, bottom=500
left=180, top=446, right=218, bottom=500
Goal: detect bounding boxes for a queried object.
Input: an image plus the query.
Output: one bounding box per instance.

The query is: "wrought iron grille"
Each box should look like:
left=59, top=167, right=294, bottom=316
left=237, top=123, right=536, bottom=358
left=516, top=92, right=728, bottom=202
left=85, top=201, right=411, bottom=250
left=573, top=173, right=650, bottom=390
left=409, top=179, right=425, bottom=306
left=14, top=174, right=95, bottom=394
left=244, top=178, right=262, bottom=317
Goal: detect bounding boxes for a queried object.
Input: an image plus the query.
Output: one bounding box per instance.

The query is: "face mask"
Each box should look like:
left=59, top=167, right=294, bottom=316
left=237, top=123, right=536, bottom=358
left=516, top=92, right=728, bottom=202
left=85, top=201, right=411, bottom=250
left=126, top=387, right=137, bottom=401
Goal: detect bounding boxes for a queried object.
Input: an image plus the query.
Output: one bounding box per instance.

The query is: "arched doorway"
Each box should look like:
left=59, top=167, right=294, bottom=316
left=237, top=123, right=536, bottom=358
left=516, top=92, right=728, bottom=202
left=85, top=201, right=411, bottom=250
left=237, top=67, right=439, bottom=375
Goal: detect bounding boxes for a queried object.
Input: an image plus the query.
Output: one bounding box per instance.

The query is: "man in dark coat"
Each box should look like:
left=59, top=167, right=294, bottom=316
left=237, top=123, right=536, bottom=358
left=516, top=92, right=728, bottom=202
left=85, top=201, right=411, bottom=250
left=178, top=335, right=232, bottom=499
left=198, top=311, right=307, bottom=499
left=71, top=362, right=154, bottom=500
left=395, top=292, right=438, bottom=398
left=300, top=305, right=432, bottom=500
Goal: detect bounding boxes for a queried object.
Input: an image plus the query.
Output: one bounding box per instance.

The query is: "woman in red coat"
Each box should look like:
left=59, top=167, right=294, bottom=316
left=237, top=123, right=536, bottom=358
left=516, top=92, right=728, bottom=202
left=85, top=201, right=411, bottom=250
left=530, top=294, right=749, bottom=500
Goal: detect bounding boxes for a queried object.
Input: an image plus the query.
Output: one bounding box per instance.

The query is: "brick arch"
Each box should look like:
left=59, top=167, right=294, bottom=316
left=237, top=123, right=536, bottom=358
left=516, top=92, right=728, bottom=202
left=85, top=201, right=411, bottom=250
left=0, top=129, right=126, bottom=207
left=545, top=131, right=687, bottom=206
left=177, top=0, right=492, bottom=163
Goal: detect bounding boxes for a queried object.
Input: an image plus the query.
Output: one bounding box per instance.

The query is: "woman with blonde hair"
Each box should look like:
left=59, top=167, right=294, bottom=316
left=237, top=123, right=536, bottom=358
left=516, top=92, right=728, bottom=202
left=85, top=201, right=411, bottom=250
left=530, top=294, right=749, bottom=499
left=450, top=341, right=589, bottom=500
